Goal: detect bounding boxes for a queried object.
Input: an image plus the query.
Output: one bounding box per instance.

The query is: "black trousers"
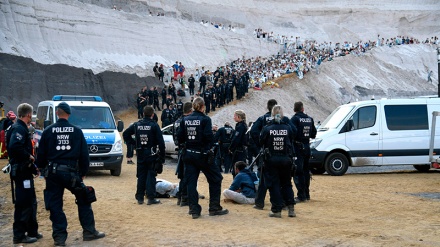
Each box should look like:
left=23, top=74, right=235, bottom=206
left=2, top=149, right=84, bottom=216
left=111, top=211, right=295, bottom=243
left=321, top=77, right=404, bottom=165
left=44, top=170, right=96, bottom=243
left=183, top=151, right=223, bottom=215
left=13, top=176, right=38, bottom=240
left=264, top=156, right=295, bottom=213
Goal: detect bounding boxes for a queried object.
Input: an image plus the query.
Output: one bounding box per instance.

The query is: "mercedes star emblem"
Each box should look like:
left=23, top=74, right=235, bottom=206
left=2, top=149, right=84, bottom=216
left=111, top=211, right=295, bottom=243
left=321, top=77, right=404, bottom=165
left=90, top=145, right=99, bottom=153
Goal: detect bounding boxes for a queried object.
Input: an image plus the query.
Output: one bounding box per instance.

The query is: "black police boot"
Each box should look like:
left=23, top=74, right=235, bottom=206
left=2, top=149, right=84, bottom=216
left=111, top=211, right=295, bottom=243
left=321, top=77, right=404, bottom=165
left=288, top=205, right=296, bottom=217
left=54, top=240, right=66, bottom=246
left=176, top=197, right=182, bottom=206
left=180, top=199, right=189, bottom=207
left=269, top=211, right=282, bottom=218
left=28, top=232, right=43, bottom=239
left=83, top=230, right=106, bottom=241
left=13, top=236, right=37, bottom=244
left=147, top=199, right=161, bottom=205
left=209, top=209, right=229, bottom=216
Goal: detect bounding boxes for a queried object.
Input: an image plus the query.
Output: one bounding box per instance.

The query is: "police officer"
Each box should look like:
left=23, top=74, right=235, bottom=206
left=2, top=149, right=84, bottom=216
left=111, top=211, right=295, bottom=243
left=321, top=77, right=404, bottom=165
left=177, top=97, right=228, bottom=219
left=259, top=105, right=296, bottom=218
left=137, top=93, right=146, bottom=119
left=188, top=74, right=195, bottom=95
left=229, top=110, right=247, bottom=177
left=291, top=101, right=317, bottom=202
left=36, top=102, right=105, bottom=246
left=6, top=103, right=40, bottom=244
left=215, top=122, right=235, bottom=173
left=172, top=102, right=193, bottom=206
left=176, top=99, right=183, bottom=119
left=153, top=86, right=161, bottom=111
left=161, top=104, right=174, bottom=128
left=123, top=105, right=165, bottom=205
left=203, top=86, right=212, bottom=114
left=250, top=99, right=296, bottom=210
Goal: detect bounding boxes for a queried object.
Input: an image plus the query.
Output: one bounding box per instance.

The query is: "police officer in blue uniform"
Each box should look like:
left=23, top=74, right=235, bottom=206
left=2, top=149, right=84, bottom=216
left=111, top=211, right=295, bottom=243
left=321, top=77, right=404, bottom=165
left=291, top=101, right=317, bottom=202
left=260, top=105, right=296, bottom=218
left=123, top=105, right=165, bottom=205
left=161, top=104, right=175, bottom=128
left=172, top=102, right=193, bottom=206
left=36, top=102, right=105, bottom=246
left=6, top=103, right=41, bottom=244
left=214, top=122, right=235, bottom=173
left=229, top=110, right=248, bottom=177
left=177, top=97, right=228, bottom=219
left=203, top=86, right=212, bottom=114
left=250, top=99, right=296, bottom=210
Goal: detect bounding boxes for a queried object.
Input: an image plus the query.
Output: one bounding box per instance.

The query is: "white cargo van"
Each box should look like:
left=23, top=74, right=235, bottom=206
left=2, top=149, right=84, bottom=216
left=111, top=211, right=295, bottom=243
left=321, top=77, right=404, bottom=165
left=33, top=95, right=124, bottom=176
left=310, top=97, right=440, bottom=176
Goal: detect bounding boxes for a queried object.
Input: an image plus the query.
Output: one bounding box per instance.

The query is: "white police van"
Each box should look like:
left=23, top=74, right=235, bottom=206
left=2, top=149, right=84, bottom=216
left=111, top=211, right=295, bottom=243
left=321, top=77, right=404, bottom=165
left=33, top=95, right=124, bottom=176
left=310, top=97, right=440, bottom=176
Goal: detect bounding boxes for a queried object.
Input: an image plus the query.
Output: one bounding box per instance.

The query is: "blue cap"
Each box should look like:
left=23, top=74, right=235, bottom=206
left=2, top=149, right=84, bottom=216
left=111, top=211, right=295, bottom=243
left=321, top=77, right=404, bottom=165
left=57, top=102, right=71, bottom=114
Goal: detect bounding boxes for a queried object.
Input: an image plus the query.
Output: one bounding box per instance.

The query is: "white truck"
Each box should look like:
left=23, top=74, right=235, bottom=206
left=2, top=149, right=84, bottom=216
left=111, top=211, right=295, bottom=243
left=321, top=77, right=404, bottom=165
left=310, top=97, right=440, bottom=175
left=33, top=95, right=124, bottom=176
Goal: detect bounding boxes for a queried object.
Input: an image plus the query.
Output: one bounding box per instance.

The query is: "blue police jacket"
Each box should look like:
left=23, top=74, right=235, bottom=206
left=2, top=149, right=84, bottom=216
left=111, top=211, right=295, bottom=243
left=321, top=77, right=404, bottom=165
left=291, top=112, right=317, bottom=143
left=36, top=118, right=90, bottom=177
left=176, top=110, right=213, bottom=151
left=7, top=119, right=33, bottom=165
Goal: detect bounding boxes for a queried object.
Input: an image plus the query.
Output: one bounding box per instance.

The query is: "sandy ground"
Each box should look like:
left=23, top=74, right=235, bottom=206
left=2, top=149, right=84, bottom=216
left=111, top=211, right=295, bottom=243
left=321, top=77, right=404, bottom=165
left=1, top=108, right=440, bottom=247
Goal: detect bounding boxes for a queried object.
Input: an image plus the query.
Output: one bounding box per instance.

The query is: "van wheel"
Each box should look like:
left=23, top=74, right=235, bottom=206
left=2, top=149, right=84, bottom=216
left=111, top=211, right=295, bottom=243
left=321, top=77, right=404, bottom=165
left=325, top=153, right=349, bottom=176
left=110, top=166, right=121, bottom=176
left=413, top=165, right=430, bottom=172
left=310, top=167, right=326, bottom=175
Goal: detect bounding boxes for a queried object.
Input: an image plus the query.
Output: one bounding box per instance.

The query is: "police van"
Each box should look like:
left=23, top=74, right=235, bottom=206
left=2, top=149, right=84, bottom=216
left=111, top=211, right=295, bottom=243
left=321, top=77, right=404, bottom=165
left=310, top=97, right=440, bottom=176
left=33, top=95, right=124, bottom=176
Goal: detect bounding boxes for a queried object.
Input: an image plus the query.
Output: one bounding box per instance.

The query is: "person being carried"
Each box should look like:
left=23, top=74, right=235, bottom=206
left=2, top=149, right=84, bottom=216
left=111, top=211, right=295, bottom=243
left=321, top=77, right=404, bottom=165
left=223, top=161, right=258, bottom=204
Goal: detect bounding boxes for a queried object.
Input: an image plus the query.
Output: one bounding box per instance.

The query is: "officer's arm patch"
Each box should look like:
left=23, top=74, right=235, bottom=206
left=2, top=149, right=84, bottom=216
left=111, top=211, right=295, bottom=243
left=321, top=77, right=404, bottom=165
left=15, top=133, right=23, bottom=140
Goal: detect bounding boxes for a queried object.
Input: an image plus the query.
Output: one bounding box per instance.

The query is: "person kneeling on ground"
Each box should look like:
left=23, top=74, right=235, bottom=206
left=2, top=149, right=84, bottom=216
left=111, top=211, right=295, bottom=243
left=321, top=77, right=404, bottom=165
left=223, top=161, right=258, bottom=204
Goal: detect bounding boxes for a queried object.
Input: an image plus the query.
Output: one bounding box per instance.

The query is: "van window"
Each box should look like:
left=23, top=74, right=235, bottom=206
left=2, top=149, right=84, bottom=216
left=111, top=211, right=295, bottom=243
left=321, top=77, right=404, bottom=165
left=36, top=106, right=48, bottom=130
left=384, top=105, right=428, bottom=130
left=350, top=106, right=376, bottom=130
left=48, top=106, right=54, bottom=125
left=69, top=106, right=116, bottom=129
left=319, top=104, right=355, bottom=130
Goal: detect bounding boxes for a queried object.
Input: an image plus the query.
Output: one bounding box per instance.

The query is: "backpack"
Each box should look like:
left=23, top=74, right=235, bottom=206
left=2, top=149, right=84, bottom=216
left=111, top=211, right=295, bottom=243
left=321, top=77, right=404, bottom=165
left=177, top=89, right=185, bottom=97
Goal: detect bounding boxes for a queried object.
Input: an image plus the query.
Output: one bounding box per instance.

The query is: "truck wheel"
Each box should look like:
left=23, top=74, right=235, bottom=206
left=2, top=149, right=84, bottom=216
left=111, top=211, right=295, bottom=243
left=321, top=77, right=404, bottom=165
left=413, top=165, right=430, bottom=172
left=310, top=167, right=326, bottom=175
left=110, top=166, right=121, bottom=176
left=325, top=153, right=349, bottom=176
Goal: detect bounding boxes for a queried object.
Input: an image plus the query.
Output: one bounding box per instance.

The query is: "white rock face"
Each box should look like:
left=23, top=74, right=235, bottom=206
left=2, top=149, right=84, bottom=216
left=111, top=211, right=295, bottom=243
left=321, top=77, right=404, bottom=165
left=1, top=0, right=439, bottom=76
left=0, top=0, right=439, bottom=122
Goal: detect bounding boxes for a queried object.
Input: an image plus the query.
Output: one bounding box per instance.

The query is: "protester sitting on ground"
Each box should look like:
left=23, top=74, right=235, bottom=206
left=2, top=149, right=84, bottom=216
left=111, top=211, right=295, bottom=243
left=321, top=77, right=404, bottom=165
left=223, top=161, right=258, bottom=204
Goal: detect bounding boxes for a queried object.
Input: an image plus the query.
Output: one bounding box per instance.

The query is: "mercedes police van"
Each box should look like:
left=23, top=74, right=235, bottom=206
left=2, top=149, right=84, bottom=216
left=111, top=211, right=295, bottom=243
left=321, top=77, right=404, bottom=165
left=33, top=95, right=124, bottom=176
left=310, top=97, right=440, bottom=176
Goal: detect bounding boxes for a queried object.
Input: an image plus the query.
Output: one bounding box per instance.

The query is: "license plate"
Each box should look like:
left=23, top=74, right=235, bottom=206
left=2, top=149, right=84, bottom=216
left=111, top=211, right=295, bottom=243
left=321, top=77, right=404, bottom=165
left=90, top=162, right=104, bottom=167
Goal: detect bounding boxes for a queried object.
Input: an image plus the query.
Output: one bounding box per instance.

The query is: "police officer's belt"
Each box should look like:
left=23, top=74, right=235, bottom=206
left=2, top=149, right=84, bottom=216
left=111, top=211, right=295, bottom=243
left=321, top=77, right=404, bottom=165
left=295, top=140, right=308, bottom=145
left=51, top=163, right=78, bottom=172
left=186, top=149, right=206, bottom=154
left=271, top=151, right=289, bottom=156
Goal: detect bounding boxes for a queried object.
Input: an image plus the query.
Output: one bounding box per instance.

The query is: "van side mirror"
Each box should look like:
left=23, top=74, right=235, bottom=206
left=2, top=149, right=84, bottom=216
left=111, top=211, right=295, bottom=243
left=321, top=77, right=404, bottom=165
left=43, top=120, right=52, bottom=129
left=117, top=120, right=124, bottom=132
left=340, top=119, right=354, bottom=133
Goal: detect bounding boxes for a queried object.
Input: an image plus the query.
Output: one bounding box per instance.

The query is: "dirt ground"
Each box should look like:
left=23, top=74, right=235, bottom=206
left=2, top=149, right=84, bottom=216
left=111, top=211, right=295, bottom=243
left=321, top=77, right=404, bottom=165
left=1, top=109, right=440, bottom=247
